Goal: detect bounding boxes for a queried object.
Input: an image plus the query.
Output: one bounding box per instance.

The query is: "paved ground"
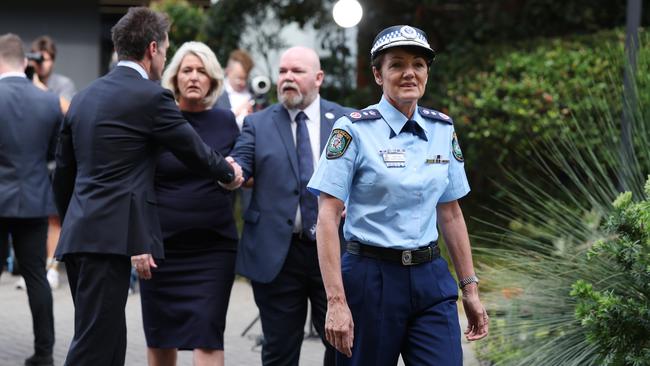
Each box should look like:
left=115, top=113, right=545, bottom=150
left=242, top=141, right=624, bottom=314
left=0, top=271, right=479, bottom=365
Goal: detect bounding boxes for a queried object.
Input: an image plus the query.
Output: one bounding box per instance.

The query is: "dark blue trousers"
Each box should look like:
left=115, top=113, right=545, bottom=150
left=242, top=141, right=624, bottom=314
left=0, top=217, right=54, bottom=356
left=337, top=253, right=462, bottom=366
left=63, top=253, right=131, bottom=366
left=252, top=237, right=335, bottom=366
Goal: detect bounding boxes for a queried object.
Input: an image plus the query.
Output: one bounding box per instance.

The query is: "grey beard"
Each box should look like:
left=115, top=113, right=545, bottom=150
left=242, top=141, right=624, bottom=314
left=278, top=90, right=304, bottom=110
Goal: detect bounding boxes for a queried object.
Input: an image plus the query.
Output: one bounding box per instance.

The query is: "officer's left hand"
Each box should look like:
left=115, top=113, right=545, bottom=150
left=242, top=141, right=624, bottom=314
left=131, top=253, right=157, bottom=280
left=462, top=284, right=489, bottom=341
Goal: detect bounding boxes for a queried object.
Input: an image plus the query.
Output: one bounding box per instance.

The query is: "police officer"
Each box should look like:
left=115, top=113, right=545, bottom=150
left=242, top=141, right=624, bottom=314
left=307, top=25, right=488, bottom=365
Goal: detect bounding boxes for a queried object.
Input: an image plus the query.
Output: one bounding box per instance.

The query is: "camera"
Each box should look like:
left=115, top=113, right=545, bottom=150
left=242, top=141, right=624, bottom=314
left=24, top=52, right=44, bottom=81
left=250, top=75, right=271, bottom=111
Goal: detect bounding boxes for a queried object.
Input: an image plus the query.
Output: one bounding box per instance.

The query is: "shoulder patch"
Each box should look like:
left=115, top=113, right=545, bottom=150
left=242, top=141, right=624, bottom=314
left=452, top=132, right=464, bottom=162
left=326, top=129, right=353, bottom=159
left=419, top=107, right=453, bottom=124
left=348, top=109, right=382, bottom=122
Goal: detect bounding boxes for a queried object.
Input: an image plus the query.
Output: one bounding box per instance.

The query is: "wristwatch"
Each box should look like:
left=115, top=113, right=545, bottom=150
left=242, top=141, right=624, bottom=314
left=458, top=275, right=479, bottom=289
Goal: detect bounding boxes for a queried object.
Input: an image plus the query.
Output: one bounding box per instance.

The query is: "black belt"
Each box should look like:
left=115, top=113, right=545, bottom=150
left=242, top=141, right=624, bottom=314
left=346, top=241, right=440, bottom=266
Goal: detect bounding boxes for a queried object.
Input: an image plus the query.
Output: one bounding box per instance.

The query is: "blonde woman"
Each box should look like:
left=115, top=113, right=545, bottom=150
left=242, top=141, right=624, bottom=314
left=139, top=41, right=239, bottom=366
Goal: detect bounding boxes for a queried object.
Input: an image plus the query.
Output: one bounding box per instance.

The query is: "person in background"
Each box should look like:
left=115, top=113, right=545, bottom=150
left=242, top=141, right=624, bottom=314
left=139, top=41, right=239, bottom=366
left=30, top=35, right=76, bottom=102
left=52, top=8, right=242, bottom=365
left=0, top=33, right=61, bottom=366
left=30, top=35, right=77, bottom=290
left=230, top=46, right=353, bottom=366
left=215, top=49, right=254, bottom=130
left=215, top=49, right=257, bottom=216
left=308, top=25, right=489, bottom=365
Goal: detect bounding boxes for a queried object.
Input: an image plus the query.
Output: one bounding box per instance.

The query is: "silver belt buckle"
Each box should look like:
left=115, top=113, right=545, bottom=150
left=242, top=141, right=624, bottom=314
left=401, top=250, right=413, bottom=266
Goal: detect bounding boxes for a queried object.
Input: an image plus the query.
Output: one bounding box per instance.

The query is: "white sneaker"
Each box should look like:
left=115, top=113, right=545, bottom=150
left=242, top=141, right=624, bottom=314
left=15, top=276, right=25, bottom=290
left=47, top=268, right=59, bottom=289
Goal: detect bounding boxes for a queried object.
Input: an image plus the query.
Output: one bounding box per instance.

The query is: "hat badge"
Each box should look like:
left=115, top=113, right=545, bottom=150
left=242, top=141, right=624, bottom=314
left=400, top=26, right=417, bottom=39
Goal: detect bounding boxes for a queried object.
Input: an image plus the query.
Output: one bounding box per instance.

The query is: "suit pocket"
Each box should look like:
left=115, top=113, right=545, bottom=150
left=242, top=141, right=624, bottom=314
left=145, top=191, right=158, bottom=205
left=243, top=208, right=260, bottom=223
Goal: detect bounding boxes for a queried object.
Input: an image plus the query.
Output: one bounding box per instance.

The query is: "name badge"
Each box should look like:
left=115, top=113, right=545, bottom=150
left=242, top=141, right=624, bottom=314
left=380, top=149, right=406, bottom=168
left=425, top=155, right=449, bottom=164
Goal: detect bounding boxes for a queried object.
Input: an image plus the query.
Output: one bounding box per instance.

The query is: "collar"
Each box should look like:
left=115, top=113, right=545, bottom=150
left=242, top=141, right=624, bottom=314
left=224, top=78, right=251, bottom=97
left=287, top=94, right=321, bottom=123
left=117, top=60, right=148, bottom=79
left=377, top=96, right=428, bottom=140
left=0, top=71, right=27, bottom=80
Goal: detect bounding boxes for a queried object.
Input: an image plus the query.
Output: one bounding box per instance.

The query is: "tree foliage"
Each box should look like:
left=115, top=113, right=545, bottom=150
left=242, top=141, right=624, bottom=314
left=150, top=0, right=207, bottom=56
left=473, top=34, right=650, bottom=365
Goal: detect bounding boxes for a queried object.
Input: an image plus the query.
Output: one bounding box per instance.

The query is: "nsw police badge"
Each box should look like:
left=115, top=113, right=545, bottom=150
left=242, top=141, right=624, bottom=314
left=452, top=132, right=464, bottom=162
left=326, top=129, right=352, bottom=159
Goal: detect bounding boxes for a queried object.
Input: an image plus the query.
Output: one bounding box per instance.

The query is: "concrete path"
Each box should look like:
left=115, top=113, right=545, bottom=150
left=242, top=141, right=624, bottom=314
left=0, top=271, right=479, bottom=365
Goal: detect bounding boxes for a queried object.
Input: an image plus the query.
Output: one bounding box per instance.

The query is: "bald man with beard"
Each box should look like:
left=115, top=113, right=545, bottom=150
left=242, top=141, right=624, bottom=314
left=230, top=46, right=353, bottom=366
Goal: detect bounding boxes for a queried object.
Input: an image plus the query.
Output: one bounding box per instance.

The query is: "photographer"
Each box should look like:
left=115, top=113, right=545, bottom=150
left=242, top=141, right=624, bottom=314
left=30, top=35, right=76, bottom=102
left=0, top=32, right=61, bottom=366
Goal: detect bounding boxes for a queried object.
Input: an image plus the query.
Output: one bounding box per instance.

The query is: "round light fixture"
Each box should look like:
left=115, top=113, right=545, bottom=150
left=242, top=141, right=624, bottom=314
left=332, top=0, right=363, bottom=28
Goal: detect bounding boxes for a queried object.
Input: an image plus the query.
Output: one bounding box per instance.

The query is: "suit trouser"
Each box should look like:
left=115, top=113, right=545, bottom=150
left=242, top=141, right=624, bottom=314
left=0, top=217, right=54, bottom=356
left=63, top=253, right=130, bottom=366
left=336, top=253, right=463, bottom=366
left=251, top=236, right=335, bottom=366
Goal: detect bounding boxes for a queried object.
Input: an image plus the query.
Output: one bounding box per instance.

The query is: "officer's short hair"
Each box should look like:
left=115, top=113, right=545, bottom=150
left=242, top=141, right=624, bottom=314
left=111, top=6, right=170, bottom=62
left=31, top=35, right=57, bottom=60
left=161, top=41, right=225, bottom=107
left=0, top=33, right=25, bottom=69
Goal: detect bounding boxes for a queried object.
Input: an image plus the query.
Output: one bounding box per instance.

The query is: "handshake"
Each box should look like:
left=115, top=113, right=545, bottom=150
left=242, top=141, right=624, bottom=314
left=219, top=156, right=245, bottom=190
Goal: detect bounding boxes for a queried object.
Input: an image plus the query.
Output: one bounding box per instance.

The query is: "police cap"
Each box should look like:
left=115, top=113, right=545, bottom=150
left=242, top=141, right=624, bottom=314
left=370, top=25, right=435, bottom=63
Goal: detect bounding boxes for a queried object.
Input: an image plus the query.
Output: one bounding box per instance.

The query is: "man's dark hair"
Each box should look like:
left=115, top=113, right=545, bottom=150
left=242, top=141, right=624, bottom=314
left=111, top=7, right=170, bottom=62
left=31, top=35, right=57, bottom=60
left=0, top=33, right=25, bottom=68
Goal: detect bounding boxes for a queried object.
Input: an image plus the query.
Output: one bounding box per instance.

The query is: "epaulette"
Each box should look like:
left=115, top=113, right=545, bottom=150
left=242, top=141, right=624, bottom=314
left=418, top=107, right=452, bottom=124
left=348, top=109, right=382, bottom=122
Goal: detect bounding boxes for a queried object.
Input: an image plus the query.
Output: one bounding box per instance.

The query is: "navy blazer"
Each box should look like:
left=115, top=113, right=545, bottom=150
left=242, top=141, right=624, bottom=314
left=53, top=66, right=234, bottom=259
left=0, top=76, right=62, bottom=218
left=214, top=92, right=231, bottom=109
left=231, top=98, right=353, bottom=283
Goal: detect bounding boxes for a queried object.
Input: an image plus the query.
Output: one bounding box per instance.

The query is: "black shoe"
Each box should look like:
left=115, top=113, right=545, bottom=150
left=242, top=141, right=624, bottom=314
left=24, top=354, right=53, bottom=366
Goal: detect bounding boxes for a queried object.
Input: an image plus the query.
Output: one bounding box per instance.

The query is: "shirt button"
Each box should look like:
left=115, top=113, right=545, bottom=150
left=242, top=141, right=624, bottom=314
left=287, top=219, right=293, bottom=226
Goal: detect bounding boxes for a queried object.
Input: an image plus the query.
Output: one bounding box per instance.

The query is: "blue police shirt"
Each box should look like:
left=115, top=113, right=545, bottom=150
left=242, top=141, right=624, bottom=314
left=307, top=96, right=470, bottom=250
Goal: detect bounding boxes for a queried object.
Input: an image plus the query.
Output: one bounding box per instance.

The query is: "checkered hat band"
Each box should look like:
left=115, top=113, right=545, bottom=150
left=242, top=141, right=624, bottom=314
left=371, top=39, right=431, bottom=56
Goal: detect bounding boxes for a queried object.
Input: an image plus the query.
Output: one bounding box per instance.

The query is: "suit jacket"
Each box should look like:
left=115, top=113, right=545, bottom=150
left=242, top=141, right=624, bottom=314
left=0, top=76, right=62, bottom=218
left=214, top=92, right=231, bottom=109
left=53, top=66, right=234, bottom=259
left=231, top=98, right=352, bottom=283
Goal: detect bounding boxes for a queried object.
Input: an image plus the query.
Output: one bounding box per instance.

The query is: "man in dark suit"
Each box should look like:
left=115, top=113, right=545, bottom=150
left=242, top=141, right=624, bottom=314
left=231, top=46, right=352, bottom=366
left=0, top=33, right=61, bottom=366
left=52, top=8, right=243, bottom=366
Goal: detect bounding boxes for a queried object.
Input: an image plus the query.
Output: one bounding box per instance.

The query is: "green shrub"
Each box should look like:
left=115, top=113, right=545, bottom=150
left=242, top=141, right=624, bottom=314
left=472, top=32, right=649, bottom=365
left=570, top=187, right=650, bottom=366
left=426, top=29, right=649, bottom=215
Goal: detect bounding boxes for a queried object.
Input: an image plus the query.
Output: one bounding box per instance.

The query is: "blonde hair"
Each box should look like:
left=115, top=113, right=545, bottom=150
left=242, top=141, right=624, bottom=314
left=161, top=41, right=224, bottom=107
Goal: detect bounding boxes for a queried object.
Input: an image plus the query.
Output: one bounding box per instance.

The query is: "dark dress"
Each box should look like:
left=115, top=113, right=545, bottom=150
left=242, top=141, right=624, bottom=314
left=139, top=107, right=240, bottom=350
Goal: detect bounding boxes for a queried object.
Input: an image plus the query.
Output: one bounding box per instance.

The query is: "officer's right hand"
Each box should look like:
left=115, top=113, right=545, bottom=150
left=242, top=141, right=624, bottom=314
left=325, top=300, right=354, bottom=357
